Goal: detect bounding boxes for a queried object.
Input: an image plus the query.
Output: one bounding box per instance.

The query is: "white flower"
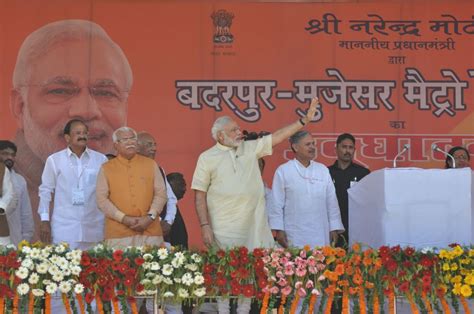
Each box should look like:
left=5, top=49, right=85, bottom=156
left=62, top=269, right=71, bottom=277
left=93, top=244, right=104, bottom=252
left=71, top=266, right=82, bottom=276
left=174, top=278, right=182, bottom=283
left=152, top=275, right=163, bottom=285
left=55, top=244, right=66, bottom=254
left=48, top=266, right=60, bottom=276
left=36, top=263, right=48, bottom=274
left=21, top=246, right=32, bottom=254
left=21, top=258, right=33, bottom=269
left=50, top=255, right=60, bottom=265
left=15, top=267, right=29, bottom=279
left=143, top=253, right=153, bottom=261
left=70, top=250, right=82, bottom=260
left=162, top=264, right=173, bottom=276
left=421, top=247, right=434, bottom=254
left=141, top=279, right=151, bottom=285
left=57, top=257, right=69, bottom=270
left=52, top=273, right=64, bottom=282
left=178, top=288, right=189, bottom=298
left=163, top=277, right=173, bottom=285
left=150, top=262, right=160, bottom=271
left=74, top=284, right=84, bottom=294
left=171, top=257, right=183, bottom=268
left=182, top=273, right=194, bottom=286
left=59, top=281, right=72, bottom=293
left=193, top=287, right=206, bottom=297
left=32, top=289, right=45, bottom=297
left=194, top=274, right=205, bottom=285
left=157, top=248, right=168, bottom=260
left=185, top=263, right=198, bottom=272
left=30, top=248, right=41, bottom=259
left=17, top=283, right=30, bottom=295
left=28, top=273, right=40, bottom=285
left=163, top=291, right=174, bottom=298
left=191, top=254, right=202, bottom=263
left=46, top=283, right=58, bottom=294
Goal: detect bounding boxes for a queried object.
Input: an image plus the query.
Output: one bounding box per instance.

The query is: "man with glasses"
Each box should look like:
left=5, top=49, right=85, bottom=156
left=96, top=127, right=168, bottom=248
left=9, top=19, right=132, bottom=240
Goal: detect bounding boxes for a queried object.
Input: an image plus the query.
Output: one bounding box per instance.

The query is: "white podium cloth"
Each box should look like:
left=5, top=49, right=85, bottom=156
left=348, top=168, right=472, bottom=249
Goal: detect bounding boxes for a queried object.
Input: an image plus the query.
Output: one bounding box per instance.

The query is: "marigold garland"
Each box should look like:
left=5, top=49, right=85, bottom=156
left=459, top=296, right=471, bottom=314
left=0, top=297, right=3, bottom=314
left=96, top=295, right=104, bottom=314
left=12, top=293, right=18, bottom=312
left=260, top=292, right=270, bottom=314
left=307, top=294, right=317, bottom=314
left=28, top=292, right=34, bottom=313
left=421, top=291, right=433, bottom=314
left=278, top=294, right=286, bottom=314
left=130, top=298, right=139, bottom=314
left=323, top=287, right=335, bottom=314
left=76, top=293, right=85, bottom=314
left=436, top=290, right=452, bottom=314
left=44, top=294, right=51, bottom=314
left=342, top=288, right=350, bottom=314
left=388, top=288, right=395, bottom=314
left=406, top=292, right=419, bottom=314
left=289, top=293, right=300, bottom=314
left=358, top=288, right=367, bottom=314
left=372, top=292, right=380, bottom=314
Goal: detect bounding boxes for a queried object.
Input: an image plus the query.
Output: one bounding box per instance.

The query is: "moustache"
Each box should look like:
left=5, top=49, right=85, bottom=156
left=78, top=137, right=88, bottom=141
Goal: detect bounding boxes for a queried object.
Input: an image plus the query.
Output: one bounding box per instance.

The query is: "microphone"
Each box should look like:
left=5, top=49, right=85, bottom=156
left=432, top=144, right=455, bottom=168
left=392, top=144, right=410, bottom=168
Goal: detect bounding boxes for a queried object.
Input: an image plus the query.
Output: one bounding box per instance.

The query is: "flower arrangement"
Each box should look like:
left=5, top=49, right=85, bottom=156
left=0, top=242, right=472, bottom=314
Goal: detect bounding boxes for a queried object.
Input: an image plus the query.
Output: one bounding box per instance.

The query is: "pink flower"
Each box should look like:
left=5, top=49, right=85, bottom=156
left=270, top=252, right=280, bottom=261
left=276, top=271, right=284, bottom=278
left=295, top=267, right=307, bottom=277
left=305, top=280, right=314, bottom=289
left=284, top=265, right=294, bottom=276
left=280, top=257, right=289, bottom=265
left=277, top=278, right=288, bottom=287
left=313, top=251, right=325, bottom=262
left=316, top=263, right=326, bottom=271
left=307, top=256, right=316, bottom=267
left=297, top=287, right=307, bottom=297
left=308, top=266, right=317, bottom=274
left=311, top=289, right=320, bottom=296
left=281, top=286, right=292, bottom=296
left=299, top=250, right=307, bottom=258
left=318, top=275, right=325, bottom=281
left=262, top=256, right=271, bottom=264
left=270, top=286, right=280, bottom=294
left=295, top=281, right=303, bottom=289
left=270, top=260, right=280, bottom=268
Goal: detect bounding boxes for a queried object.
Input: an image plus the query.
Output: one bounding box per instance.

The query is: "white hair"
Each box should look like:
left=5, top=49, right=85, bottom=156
left=12, top=19, right=133, bottom=90
left=211, top=116, right=233, bottom=141
left=112, top=127, right=137, bottom=143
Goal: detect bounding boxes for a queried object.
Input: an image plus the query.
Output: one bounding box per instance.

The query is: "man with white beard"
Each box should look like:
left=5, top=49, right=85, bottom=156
left=192, top=98, right=320, bottom=313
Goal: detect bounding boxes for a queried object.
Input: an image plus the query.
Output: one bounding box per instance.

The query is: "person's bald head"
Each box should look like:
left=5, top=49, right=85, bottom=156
left=137, top=131, right=157, bottom=159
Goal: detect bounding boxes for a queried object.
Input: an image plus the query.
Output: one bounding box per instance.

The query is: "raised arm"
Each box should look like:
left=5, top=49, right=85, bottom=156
left=271, top=97, right=319, bottom=147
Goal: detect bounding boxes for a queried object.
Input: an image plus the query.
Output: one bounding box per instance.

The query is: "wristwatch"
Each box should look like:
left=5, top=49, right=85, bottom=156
left=147, top=213, right=157, bottom=221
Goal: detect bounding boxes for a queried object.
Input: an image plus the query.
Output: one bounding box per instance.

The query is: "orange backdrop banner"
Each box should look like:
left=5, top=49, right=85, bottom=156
left=0, top=0, right=473, bottom=246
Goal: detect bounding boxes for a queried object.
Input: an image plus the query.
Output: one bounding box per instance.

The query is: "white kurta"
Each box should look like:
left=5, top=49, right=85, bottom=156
left=270, top=159, right=344, bottom=248
left=7, top=170, right=33, bottom=245
left=38, top=147, right=107, bottom=243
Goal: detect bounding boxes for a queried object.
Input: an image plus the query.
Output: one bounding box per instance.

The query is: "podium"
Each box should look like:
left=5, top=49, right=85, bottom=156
left=348, top=168, right=473, bottom=249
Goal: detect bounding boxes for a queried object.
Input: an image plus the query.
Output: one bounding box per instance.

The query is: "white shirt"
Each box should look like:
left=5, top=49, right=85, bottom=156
left=38, top=147, right=107, bottom=243
left=162, top=169, right=177, bottom=224
left=6, top=170, right=33, bottom=245
left=270, top=159, right=344, bottom=247
left=0, top=168, right=13, bottom=212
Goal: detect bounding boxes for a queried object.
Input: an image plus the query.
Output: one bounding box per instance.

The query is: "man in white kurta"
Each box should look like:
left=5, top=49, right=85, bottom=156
left=0, top=140, right=34, bottom=246
left=38, top=120, right=107, bottom=249
left=0, top=166, right=14, bottom=246
left=270, top=131, right=344, bottom=248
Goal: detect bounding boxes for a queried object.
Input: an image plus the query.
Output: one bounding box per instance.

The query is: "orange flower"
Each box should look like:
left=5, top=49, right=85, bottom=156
left=303, top=245, right=311, bottom=251
left=352, top=243, right=361, bottom=252
left=352, top=255, right=362, bottom=266
left=335, top=248, right=346, bottom=258
left=353, top=273, right=363, bottom=285
left=363, top=248, right=373, bottom=257
left=362, top=257, right=372, bottom=266
left=335, top=263, right=345, bottom=275
left=322, top=246, right=335, bottom=256
left=338, top=280, right=349, bottom=287
left=365, top=281, right=374, bottom=289
left=345, top=265, right=354, bottom=275
left=349, top=287, right=359, bottom=295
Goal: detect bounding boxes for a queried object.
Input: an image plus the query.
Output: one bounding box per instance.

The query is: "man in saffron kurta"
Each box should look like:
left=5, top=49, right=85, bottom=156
left=96, top=127, right=167, bottom=248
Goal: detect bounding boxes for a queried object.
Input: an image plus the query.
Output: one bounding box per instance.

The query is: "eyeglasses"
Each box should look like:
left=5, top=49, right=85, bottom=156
left=21, top=82, right=129, bottom=106
left=117, top=137, right=137, bottom=143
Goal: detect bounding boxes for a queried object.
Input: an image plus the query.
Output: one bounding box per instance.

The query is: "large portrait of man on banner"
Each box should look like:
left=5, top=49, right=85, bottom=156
left=9, top=19, right=133, bottom=239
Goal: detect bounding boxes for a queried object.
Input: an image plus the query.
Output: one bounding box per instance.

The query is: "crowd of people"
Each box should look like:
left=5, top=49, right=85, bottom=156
left=0, top=18, right=473, bottom=314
